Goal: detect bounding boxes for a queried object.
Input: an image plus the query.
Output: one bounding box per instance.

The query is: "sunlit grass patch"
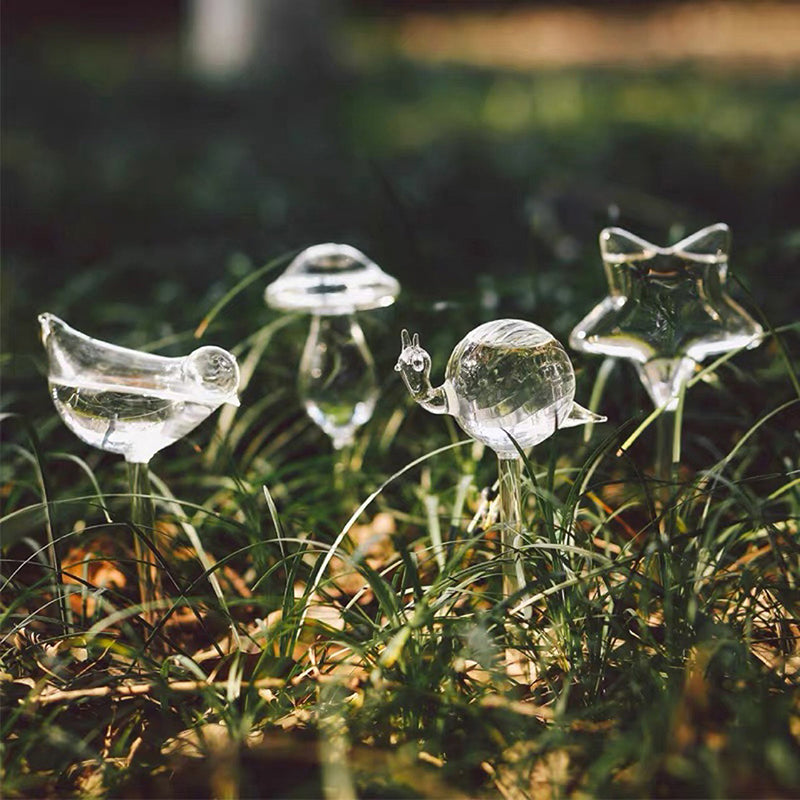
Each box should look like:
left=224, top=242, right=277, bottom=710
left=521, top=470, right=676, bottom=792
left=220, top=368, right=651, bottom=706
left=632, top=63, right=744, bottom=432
left=2, top=311, right=798, bottom=796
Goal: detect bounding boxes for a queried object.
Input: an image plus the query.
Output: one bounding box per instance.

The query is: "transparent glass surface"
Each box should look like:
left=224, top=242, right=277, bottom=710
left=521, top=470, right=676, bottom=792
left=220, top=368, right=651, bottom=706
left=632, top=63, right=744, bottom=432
left=299, top=314, right=378, bottom=450
left=266, top=243, right=399, bottom=449
left=569, top=224, right=762, bottom=409
left=265, top=243, right=400, bottom=316
left=40, top=313, right=240, bottom=463
left=396, top=319, right=604, bottom=459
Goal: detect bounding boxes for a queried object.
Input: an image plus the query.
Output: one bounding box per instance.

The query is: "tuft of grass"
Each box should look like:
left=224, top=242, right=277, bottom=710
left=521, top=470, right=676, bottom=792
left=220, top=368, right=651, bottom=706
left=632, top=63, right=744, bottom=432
left=5, top=318, right=797, bottom=797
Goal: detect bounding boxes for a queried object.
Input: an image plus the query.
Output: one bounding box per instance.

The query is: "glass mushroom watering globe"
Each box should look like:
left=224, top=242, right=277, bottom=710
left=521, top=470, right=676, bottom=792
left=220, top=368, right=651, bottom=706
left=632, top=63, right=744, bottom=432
left=569, top=224, right=762, bottom=488
left=395, top=320, right=604, bottom=676
left=39, top=313, right=240, bottom=626
left=265, top=243, right=400, bottom=459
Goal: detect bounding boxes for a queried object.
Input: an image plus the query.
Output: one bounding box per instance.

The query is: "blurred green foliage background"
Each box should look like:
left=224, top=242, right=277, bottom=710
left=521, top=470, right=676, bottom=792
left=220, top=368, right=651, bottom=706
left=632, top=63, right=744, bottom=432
left=3, top=1, right=799, bottom=411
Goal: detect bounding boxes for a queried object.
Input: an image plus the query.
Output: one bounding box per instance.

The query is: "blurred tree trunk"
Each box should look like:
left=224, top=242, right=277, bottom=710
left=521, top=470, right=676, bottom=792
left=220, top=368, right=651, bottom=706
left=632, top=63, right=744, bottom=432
left=187, top=0, right=336, bottom=79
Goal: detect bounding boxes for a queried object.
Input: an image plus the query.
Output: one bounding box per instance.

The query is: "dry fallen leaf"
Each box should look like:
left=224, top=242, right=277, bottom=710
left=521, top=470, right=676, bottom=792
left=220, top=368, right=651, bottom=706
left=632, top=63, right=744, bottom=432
left=62, top=537, right=126, bottom=616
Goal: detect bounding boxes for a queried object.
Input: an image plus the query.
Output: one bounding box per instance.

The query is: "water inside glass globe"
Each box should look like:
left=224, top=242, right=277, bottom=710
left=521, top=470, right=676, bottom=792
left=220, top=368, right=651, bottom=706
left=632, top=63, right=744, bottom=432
left=395, top=319, right=604, bottom=460
left=39, top=313, right=240, bottom=463
left=265, top=243, right=400, bottom=449
left=569, top=224, right=763, bottom=410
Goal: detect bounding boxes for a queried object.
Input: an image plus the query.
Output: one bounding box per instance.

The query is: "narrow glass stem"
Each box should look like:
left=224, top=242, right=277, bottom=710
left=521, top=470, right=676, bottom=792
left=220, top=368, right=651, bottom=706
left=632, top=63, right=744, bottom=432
left=128, top=462, right=161, bottom=626
left=498, top=456, right=534, bottom=684
left=498, top=457, right=529, bottom=617
left=654, top=407, right=681, bottom=538
left=333, top=441, right=352, bottom=495
left=334, top=443, right=362, bottom=520
left=655, top=409, right=675, bottom=488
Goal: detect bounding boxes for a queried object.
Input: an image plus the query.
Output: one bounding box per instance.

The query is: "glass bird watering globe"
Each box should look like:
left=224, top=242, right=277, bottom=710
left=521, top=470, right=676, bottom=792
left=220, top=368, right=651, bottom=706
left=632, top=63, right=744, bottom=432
left=569, top=224, right=762, bottom=484
left=265, top=243, right=400, bottom=455
left=396, top=319, right=604, bottom=678
left=39, top=313, right=240, bottom=626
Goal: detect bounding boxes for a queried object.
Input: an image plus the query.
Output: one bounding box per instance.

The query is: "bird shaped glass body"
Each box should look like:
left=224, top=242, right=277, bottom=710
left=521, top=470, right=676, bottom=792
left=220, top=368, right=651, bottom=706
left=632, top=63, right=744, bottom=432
left=40, top=313, right=240, bottom=463
left=569, top=224, right=762, bottom=410
left=395, top=319, right=603, bottom=460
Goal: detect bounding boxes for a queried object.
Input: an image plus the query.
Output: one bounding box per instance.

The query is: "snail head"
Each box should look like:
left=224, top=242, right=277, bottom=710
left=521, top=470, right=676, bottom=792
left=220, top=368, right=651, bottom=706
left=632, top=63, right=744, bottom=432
left=184, top=346, right=240, bottom=405
left=395, top=328, right=431, bottom=381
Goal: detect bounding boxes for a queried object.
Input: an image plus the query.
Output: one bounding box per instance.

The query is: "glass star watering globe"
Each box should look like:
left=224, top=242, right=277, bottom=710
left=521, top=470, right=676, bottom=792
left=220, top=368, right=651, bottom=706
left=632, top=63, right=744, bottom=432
left=265, top=243, right=400, bottom=453
left=569, top=224, right=762, bottom=484
left=39, top=313, right=240, bottom=626
left=395, top=319, right=604, bottom=678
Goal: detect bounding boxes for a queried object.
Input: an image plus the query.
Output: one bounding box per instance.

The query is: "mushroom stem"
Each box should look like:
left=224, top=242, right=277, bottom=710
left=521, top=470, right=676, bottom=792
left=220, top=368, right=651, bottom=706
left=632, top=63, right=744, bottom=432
left=299, top=314, right=378, bottom=452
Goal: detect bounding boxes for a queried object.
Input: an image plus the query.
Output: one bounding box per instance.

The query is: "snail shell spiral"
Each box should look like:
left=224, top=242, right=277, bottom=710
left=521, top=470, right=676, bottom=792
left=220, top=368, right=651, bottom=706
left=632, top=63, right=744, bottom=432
left=443, top=319, right=577, bottom=457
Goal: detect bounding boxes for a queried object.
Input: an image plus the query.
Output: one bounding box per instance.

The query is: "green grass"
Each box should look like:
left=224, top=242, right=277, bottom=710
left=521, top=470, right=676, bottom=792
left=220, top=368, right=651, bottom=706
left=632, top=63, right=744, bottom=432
left=2, top=309, right=798, bottom=797
left=2, top=22, right=800, bottom=798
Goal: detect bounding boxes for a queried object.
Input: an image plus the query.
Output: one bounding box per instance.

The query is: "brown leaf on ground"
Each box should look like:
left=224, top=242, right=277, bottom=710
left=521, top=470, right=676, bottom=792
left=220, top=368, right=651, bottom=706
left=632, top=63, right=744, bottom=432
left=62, top=537, right=127, bottom=616
left=326, top=512, right=398, bottom=600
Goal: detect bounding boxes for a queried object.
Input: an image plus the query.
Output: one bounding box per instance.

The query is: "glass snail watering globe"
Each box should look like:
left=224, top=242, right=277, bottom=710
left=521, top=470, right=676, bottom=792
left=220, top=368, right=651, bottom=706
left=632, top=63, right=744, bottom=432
left=265, top=243, right=400, bottom=452
left=396, top=319, right=605, bottom=671
left=569, top=224, right=762, bottom=483
left=39, top=313, right=240, bottom=625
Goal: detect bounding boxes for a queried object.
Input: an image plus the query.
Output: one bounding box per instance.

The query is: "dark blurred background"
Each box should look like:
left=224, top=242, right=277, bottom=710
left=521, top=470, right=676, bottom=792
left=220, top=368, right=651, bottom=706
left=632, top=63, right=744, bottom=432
left=3, top=0, right=799, bottom=383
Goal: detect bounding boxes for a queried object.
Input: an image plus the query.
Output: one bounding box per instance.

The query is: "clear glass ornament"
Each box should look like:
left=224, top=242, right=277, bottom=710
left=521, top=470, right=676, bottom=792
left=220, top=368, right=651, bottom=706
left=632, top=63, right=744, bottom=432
left=569, top=224, right=762, bottom=411
left=569, top=224, right=763, bottom=494
left=396, top=319, right=604, bottom=679
left=266, top=243, right=399, bottom=451
left=39, top=313, right=240, bottom=626
left=395, top=320, right=602, bottom=459
left=40, top=314, right=240, bottom=464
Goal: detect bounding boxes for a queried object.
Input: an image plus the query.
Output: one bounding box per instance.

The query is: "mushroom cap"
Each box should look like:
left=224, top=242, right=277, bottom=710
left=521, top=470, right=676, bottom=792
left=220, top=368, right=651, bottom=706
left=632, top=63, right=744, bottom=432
left=265, top=243, right=400, bottom=315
